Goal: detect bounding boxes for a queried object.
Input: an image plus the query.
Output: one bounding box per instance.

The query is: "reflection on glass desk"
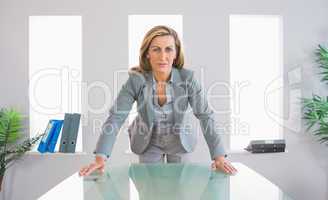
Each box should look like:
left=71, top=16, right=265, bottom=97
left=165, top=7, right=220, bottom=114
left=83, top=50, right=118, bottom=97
left=39, top=162, right=293, bottom=200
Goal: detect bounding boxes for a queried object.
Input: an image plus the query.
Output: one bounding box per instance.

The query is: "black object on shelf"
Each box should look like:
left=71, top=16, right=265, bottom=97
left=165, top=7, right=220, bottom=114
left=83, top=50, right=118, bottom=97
left=245, top=139, right=286, bottom=153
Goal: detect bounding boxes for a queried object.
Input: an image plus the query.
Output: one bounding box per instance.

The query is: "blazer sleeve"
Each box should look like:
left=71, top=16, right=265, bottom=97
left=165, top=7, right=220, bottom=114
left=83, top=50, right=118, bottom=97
left=187, top=73, right=227, bottom=160
left=93, top=74, right=137, bottom=158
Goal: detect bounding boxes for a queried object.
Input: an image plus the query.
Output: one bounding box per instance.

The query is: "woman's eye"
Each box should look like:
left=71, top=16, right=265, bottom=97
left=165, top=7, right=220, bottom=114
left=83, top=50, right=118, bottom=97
left=152, top=48, right=160, bottom=52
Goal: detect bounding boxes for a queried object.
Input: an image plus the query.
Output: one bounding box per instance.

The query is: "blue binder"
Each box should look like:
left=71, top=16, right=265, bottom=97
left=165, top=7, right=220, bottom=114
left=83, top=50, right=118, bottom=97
left=37, top=120, right=56, bottom=153
left=47, top=120, right=64, bottom=153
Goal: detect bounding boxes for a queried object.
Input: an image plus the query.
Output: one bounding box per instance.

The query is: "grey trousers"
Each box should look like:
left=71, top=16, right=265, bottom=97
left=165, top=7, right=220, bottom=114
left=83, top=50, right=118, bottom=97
left=139, top=133, right=190, bottom=163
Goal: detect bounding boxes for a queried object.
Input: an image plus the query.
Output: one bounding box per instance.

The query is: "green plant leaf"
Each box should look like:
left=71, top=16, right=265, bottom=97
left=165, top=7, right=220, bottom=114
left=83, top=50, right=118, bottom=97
left=316, top=45, right=328, bottom=85
left=0, top=108, right=23, bottom=145
left=302, top=45, right=328, bottom=144
left=0, top=107, right=44, bottom=173
left=318, top=137, right=328, bottom=144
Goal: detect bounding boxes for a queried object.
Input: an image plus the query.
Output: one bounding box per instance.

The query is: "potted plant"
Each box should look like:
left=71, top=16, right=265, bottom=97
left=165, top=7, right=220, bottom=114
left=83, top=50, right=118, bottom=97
left=0, top=108, right=43, bottom=191
left=302, top=45, right=328, bottom=144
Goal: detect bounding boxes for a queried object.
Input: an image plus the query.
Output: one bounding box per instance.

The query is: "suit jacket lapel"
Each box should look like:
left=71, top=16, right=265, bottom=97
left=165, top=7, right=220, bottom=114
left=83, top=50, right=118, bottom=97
left=171, top=68, right=188, bottom=125
left=143, top=71, right=155, bottom=128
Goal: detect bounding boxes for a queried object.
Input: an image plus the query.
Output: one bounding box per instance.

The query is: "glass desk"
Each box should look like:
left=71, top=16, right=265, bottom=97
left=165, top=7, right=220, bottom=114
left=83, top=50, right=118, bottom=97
left=39, top=162, right=294, bottom=200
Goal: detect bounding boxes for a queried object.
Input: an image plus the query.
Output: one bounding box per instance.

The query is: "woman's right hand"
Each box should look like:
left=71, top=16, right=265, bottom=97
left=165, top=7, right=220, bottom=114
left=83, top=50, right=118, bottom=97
left=79, top=156, right=106, bottom=177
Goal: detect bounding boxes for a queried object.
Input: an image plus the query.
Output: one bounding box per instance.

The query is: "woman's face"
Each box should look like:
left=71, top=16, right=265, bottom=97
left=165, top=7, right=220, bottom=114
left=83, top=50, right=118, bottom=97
left=146, top=35, right=177, bottom=75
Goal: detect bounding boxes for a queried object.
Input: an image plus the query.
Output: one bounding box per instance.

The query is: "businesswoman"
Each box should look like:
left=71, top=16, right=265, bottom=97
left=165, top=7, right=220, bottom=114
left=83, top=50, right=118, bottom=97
left=79, top=25, right=237, bottom=176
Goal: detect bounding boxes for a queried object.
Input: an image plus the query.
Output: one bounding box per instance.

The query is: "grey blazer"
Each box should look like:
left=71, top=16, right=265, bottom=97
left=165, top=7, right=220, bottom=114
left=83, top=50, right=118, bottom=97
left=94, top=67, right=226, bottom=160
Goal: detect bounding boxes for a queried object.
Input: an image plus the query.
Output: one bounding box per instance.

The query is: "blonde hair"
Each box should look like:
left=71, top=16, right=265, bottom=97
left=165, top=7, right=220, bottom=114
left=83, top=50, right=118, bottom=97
left=137, top=25, right=184, bottom=72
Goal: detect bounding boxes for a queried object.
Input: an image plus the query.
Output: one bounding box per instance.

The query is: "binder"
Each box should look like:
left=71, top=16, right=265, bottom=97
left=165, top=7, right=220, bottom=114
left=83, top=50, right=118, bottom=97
left=59, top=113, right=72, bottom=152
left=66, top=113, right=81, bottom=153
left=59, top=113, right=81, bottom=153
left=47, top=120, right=64, bottom=153
left=37, top=120, right=56, bottom=153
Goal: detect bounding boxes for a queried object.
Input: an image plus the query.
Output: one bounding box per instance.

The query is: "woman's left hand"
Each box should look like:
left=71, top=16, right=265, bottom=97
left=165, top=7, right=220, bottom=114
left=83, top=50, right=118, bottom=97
left=211, top=156, right=238, bottom=175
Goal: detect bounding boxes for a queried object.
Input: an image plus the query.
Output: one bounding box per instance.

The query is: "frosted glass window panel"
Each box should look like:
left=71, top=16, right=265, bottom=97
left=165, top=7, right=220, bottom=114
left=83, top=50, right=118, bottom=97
left=29, top=16, right=82, bottom=152
left=229, top=15, right=283, bottom=151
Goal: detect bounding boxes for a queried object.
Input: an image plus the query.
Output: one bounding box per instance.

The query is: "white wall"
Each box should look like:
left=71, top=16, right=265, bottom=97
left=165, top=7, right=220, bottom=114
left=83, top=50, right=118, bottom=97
left=0, top=0, right=328, bottom=199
